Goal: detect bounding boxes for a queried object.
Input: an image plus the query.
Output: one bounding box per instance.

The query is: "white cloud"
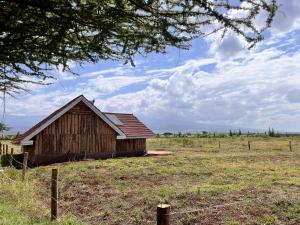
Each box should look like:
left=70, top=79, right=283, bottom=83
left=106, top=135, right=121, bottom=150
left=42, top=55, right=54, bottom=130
left=270, top=0, right=300, bottom=33
left=99, top=38, right=300, bottom=132
left=209, top=33, right=247, bottom=59
left=83, top=67, right=126, bottom=77
left=57, top=61, right=78, bottom=80
left=5, top=74, right=150, bottom=116
left=146, top=58, right=216, bottom=76
left=6, top=31, right=300, bottom=132
left=82, top=75, right=149, bottom=95
left=208, top=0, right=300, bottom=59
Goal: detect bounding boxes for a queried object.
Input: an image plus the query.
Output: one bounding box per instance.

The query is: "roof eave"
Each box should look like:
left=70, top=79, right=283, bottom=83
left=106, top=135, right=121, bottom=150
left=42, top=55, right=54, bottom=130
left=117, top=135, right=155, bottom=139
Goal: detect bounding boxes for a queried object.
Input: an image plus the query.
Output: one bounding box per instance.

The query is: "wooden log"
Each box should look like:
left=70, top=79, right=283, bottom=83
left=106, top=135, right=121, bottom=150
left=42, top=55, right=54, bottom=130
left=51, top=169, right=58, bottom=221
left=157, top=204, right=170, bottom=225
left=10, top=148, right=14, bottom=167
left=22, top=152, right=29, bottom=181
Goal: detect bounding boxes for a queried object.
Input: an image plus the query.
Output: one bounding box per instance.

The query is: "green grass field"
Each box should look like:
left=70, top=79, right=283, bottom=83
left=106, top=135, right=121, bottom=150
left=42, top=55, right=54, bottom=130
left=1, top=136, right=300, bottom=225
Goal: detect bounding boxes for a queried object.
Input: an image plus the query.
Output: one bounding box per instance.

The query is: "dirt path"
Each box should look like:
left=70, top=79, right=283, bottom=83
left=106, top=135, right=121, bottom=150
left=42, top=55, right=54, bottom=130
left=146, top=150, right=173, bottom=156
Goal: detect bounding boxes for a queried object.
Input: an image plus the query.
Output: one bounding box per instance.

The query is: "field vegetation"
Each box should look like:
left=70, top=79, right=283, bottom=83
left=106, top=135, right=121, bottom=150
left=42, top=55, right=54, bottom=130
left=1, top=136, right=300, bottom=225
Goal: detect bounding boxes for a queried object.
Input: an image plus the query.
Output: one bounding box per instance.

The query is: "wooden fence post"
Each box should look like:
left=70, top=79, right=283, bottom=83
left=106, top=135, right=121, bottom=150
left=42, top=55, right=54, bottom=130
left=10, top=148, right=14, bottom=167
left=289, top=141, right=292, bottom=152
left=157, top=204, right=170, bottom=225
left=248, top=141, right=251, bottom=151
left=51, top=169, right=58, bottom=221
left=22, top=152, right=29, bottom=181
left=218, top=140, right=221, bottom=150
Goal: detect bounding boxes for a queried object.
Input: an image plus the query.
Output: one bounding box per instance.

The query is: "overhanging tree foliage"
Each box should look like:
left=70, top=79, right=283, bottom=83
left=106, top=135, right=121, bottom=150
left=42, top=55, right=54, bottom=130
left=0, top=0, right=277, bottom=95
left=0, top=122, right=9, bottom=137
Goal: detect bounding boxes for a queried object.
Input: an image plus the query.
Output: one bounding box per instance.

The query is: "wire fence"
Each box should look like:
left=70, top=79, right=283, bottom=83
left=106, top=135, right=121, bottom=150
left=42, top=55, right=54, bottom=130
left=0, top=155, right=83, bottom=222
left=1, top=155, right=154, bottom=224
left=1, top=148, right=300, bottom=225
left=1, top=165, right=300, bottom=225
left=1, top=158, right=297, bottom=225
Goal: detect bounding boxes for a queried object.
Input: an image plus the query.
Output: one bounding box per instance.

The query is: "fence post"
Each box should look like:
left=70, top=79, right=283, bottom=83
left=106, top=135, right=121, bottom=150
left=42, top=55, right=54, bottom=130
left=51, top=169, right=58, bottom=221
left=218, top=140, right=221, bottom=150
left=22, top=152, right=29, bottom=181
left=289, top=141, right=292, bottom=152
left=9, top=148, right=14, bottom=167
left=157, top=204, right=170, bottom=225
left=248, top=141, right=251, bottom=151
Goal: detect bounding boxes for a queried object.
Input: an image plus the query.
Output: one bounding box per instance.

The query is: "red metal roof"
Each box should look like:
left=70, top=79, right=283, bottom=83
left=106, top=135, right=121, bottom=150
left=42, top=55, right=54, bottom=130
left=13, top=95, right=155, bottom=145
left=104, top=112, right=155, bottom=138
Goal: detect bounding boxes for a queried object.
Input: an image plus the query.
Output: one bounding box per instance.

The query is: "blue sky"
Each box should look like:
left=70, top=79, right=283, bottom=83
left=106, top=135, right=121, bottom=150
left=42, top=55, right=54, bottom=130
left=3, top=0, right=300, bottom=133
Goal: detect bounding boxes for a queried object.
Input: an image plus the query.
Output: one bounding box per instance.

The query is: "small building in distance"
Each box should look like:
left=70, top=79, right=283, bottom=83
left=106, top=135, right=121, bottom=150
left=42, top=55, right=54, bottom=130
left=13, top=95, right=155, bottom=165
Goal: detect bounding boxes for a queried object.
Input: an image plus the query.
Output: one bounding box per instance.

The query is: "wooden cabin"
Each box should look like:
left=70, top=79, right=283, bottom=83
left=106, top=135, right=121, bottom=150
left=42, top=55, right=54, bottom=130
left=13, top=95, right=155, bottom=165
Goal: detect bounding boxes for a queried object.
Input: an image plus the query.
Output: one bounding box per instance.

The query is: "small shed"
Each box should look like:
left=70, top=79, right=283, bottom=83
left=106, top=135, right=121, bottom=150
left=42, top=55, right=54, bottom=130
left=13, top=95, right=155, bottom=165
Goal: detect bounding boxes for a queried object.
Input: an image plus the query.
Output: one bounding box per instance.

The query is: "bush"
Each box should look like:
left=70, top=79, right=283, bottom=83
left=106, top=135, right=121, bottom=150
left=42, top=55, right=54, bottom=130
left=0, top=135, right=17, bottom=140
left=0, top=153, right=24, bottom=168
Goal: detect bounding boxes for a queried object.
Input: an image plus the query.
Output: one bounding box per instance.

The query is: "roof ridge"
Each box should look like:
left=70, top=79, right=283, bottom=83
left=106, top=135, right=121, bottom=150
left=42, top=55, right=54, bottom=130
left=103, top=112, right=133, bottom=115
left=12, top=95, right=84, bottom=144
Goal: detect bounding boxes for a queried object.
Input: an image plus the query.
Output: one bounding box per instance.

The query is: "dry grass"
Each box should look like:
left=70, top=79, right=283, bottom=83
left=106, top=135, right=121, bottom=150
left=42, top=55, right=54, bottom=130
left=1, top=136, right=300, bottom=225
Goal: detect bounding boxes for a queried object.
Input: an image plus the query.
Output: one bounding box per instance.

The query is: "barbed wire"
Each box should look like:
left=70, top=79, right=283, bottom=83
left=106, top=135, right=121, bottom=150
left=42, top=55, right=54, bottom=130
left=0, top=169, right=17, bottom=183
left=170, top=198, right=258, bottom=216
left=2, top=151, right=300, bottom=225
left=0, top=164, right=296, bottom=225
left=1, top=155, right=84, bottom=223
left=0, top=153, right=18, bottom=183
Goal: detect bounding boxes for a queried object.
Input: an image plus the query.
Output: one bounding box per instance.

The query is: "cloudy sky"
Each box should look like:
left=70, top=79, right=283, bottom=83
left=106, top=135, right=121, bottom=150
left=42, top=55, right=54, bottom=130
left=2, top=0, right=300, bottom=133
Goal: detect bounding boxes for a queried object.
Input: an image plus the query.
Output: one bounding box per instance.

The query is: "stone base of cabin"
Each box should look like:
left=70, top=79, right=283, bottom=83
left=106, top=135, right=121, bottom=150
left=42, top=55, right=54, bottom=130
left=28, top=150, right=146, bottom=166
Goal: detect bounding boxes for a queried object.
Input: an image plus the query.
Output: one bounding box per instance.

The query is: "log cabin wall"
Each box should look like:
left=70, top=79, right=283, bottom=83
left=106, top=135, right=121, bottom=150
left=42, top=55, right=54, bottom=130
left=31, top=102, right=117, bottom=164
left=23, top=145, right=34, bottom=156
left=116, top=138, right=146, bottom=157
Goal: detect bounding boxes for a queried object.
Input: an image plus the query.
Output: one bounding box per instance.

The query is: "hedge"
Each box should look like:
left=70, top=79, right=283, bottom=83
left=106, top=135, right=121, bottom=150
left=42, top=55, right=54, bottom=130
left=0, top=153, right=24, bottom=168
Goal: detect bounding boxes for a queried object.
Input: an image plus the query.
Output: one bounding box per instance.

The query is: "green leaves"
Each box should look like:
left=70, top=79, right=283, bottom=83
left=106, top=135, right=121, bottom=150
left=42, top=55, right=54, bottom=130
left=0, top=123, right=10, bottom=133
left=0, top=0, right=278, bottom=94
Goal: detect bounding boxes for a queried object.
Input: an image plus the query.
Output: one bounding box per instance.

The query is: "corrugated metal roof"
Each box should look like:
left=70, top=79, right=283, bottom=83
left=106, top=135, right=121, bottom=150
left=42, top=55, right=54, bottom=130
left=105, top=114, right=123, bottom=125
left=104, top=112, right=155, bottom=138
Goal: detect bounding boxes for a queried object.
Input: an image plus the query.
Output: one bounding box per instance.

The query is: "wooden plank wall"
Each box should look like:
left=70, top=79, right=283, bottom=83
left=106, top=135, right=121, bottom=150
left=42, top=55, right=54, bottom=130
left=33, top=102, right=117, bottom=155
left=116, top=138, right=146, bottom=152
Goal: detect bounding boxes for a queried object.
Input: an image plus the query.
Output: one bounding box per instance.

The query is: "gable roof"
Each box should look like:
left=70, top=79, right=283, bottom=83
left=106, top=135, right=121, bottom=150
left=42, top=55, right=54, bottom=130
left=104, top=112, right=155, bottom=139
left=13, top=95, right=154, bottom=145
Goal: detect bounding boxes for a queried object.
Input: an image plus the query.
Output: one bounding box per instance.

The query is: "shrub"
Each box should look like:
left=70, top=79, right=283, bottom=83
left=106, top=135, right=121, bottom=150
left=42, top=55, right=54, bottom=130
left=0, top=153, right=24, bottom=168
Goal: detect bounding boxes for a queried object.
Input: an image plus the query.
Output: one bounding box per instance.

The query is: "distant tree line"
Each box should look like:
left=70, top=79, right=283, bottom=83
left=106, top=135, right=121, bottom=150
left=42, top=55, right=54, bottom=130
left=155, top=128, right=300, bottom=138
left=0, top=122, right=21, bottom=140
